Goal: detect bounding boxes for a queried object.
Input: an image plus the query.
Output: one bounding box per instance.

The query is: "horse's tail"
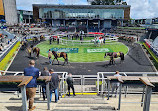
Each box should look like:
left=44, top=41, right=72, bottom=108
left=37, top=48, right=40, bottom=58
left=65, top=53, right=68, bottom=62
left=121, top=52, right=124, bottom=60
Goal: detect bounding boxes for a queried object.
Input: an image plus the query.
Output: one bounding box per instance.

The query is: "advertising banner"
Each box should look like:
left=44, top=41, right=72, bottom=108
left=0, top=0, right=4, bottom=16
left=49, top=48, right=79, bottom=53
left=20, top=10, right=23, bottom=23
left=84, top=48, right=113, bottom=53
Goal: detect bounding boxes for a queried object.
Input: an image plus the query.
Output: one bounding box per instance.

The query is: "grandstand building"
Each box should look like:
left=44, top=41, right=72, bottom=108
left=33, top=4, right=130, bottom=32
left=0, top=0, right=18, bottom=24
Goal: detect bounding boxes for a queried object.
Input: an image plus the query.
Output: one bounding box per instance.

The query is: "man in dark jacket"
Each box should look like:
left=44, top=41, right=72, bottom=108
left=49, top=69, right=59, bottom=103
left=24, top=60, right=39, bottom=111
left=66, top=73, right=76, bottom=96
left=41, top=67, right=49, bottom=100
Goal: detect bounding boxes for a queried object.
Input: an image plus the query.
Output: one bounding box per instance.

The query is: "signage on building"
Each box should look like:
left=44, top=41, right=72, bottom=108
left=20, top=10, right=23, bottom=23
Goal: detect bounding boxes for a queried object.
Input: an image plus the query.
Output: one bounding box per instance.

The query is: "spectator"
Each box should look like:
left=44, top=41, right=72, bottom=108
left=8, top=40, right=10, bottom=44
left=24, top=60, right=39, bottom=111
left=57, top=37, right=59, bottom=44
left=49, top=37, right=52, bottom=44
left=111, top=71, right=122, bottom=97
left=48, top=49, right=52, bottom=65
left=49, top=69, right=59, bottom=103
left=66, top=73, right=76, bottom=96
left=103, top=37, right=106, bottom=44
left=41, top=67, right=49, bottom=100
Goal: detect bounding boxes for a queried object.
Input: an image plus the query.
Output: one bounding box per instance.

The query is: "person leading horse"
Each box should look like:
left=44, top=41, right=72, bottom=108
left=52, top=51, right=68, bottom=65
left=104, top=52, right=124, bottom=65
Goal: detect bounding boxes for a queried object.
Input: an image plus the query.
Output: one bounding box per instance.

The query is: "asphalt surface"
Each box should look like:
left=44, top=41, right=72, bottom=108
left=8, top=40, right=156, bottom=75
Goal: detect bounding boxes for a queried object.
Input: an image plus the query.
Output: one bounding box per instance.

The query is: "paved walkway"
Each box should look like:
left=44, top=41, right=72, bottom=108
left=8, top=40, right=156, bottom=75
left=0, top=92, right=158, bottom=111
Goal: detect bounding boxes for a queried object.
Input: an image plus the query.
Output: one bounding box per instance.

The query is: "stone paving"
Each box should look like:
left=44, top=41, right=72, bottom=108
left=0, top=92, right=158, bottom=111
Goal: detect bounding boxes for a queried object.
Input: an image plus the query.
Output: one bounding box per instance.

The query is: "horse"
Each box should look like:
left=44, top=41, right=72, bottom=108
left=30, top=45, right=40, bottom=58
left=40, top=35, right=45, bottom=41
left=32, top=37, right=39, bottom=43
left=26, top=47, right=32, bottom=57
left=104, top=52, right=124, bottom=65
left=20, top=41, right=28, bottom=50
left=52, top=51, right=68, bottom=65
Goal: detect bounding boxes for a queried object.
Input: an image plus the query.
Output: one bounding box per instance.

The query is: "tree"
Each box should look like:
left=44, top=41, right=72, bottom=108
left=91, top=0, right=125, bottom=5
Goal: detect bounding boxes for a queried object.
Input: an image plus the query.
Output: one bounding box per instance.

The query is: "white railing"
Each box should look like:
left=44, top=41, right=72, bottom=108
left=1, top=70, right=157, bottom=96
left=97, top=72, right=158, bottom=94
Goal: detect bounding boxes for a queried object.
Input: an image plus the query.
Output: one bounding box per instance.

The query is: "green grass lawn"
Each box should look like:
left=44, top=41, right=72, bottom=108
left=37, top=41, right=128, bottom=62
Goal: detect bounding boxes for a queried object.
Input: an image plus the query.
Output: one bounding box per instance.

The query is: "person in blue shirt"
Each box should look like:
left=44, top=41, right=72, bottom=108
left=24, top=60, right=39, bottom=111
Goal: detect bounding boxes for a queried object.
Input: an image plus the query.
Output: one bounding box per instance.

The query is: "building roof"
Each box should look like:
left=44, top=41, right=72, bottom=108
left=33, top=4, right=130, bottom=9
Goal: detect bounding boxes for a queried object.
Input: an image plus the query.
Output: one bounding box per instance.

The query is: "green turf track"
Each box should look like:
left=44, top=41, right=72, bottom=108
left=37, top=40, right=128, bottom=62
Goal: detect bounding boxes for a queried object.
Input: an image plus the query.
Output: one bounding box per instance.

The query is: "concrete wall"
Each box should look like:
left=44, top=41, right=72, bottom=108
left=3, top=0, right=18, bottom=24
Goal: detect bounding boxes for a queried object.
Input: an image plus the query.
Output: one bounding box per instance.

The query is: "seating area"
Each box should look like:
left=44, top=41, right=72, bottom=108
left=0, top=31, right=18, bottom=61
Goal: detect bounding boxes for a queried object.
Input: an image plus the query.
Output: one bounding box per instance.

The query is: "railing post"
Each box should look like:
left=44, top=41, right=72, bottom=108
left=101, top=73, right=104, bottom=95
left=97, top=73, right=100, bottom=94
left=83, top=76, right=85, bottom=93
left=46, top=82, right=50, bottom=110
left=81, top=75, right=83, bottom=93
left=21, top=85, right=28, bottom=111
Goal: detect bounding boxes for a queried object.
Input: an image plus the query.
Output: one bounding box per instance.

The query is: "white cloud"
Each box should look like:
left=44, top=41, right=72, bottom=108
left=16, top=0, right=158, bottom=19
left=16, top=0, right=87, bottom=11
left=126, top=0, right=158, bottom=19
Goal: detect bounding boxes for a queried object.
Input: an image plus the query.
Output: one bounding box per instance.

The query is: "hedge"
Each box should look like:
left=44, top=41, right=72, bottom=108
left=0, top=42, right=20, bottom=70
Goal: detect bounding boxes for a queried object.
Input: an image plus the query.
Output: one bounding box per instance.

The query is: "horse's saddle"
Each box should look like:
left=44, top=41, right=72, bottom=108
left=117, top=52, right=120, bottom=57
left=57, top=53, right=60, bottom=57
left=33, top=47, right=36, bottom=50
left=113, top=52, right=120, bottom=58
left=27, top=48, right=31, bottom=53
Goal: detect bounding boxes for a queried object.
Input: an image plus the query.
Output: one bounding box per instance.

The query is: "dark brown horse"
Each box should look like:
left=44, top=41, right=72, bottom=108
left=20, top=41, right=28, bottom=49
left=40, top=35, right=45, bottom=41
left=52, top=51, right=68, bottom=65
left=104, top=52, right=124, bottom=65
left=32, top=37, right=39, bottom=43
left=30, top=45, right=40, bottom=58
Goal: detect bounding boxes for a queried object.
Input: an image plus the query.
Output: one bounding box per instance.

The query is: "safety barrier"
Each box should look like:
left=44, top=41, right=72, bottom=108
left=97, top=72, right=158, bottom=95
left=1, top=70, right=157, bottom=97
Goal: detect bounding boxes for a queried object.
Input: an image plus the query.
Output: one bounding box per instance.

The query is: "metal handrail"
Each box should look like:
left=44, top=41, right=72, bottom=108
left=97, top=72, right=158, bottom=94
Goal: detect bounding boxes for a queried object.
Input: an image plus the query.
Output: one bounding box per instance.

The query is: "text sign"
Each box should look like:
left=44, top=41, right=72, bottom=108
left=49, top=48, right=78, bottom=53
left=84, top=48, right=112, bottom=53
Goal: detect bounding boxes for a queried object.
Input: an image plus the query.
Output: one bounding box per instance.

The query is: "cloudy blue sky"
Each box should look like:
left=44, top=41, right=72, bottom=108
left=16, top=0, right=158, bottom=19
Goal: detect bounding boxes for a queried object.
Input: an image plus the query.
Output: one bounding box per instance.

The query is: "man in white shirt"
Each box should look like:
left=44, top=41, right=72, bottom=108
left=111, top=71, right=122, bottom=97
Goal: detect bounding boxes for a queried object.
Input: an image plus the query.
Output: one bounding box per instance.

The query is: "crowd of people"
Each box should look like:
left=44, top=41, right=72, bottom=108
left=24, top=60, right=75, bottom=111
left=0, top=33, right=16, bottom=51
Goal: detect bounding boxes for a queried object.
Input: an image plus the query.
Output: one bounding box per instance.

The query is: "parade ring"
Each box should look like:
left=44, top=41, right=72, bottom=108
left=36, top=38, right=128, bottom=63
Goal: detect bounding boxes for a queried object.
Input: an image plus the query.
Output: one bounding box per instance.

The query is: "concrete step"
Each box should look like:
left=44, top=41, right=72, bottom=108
left=53, top=95, right=115, bottom=111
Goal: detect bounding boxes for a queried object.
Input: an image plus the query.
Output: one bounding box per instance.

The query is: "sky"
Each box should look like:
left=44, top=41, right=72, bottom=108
left=16, top=0, right=158, bottom=19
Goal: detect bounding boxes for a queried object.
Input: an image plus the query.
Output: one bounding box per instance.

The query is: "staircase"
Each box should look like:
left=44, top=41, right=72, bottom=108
left=53, top=95, right=115, bottom=111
